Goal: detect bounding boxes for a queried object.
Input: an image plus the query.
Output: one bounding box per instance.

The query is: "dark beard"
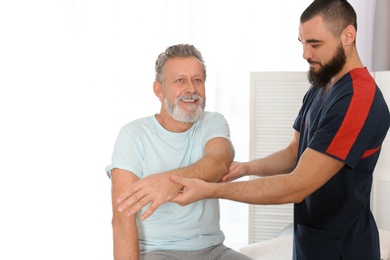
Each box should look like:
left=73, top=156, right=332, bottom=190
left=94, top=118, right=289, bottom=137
left=307, top=45, right=347, bottom=89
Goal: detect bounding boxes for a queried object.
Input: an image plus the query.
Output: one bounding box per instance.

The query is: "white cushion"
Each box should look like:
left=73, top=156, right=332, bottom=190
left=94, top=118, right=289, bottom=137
left=239, top=235, right=293, bottom=260
left=239, top=229, right=390, bottom=260
left=380, top=229, right=390, bottom=260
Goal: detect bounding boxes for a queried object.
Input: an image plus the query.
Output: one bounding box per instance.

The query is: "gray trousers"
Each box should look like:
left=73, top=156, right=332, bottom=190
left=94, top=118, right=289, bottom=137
left=140, top=244, right=252, bottom=260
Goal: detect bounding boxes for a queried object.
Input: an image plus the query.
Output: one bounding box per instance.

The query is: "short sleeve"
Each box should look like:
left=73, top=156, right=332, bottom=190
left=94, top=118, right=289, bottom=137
left=105, top=125, right=143, bottom=178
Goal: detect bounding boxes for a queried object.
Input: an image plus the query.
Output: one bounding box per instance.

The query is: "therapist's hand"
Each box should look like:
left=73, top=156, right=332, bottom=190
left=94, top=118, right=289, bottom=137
left=221, top=161, right=248, bottom=182
left=117, top=173, right=182, bottom=220
left=171, top=175, right=213, bottom=206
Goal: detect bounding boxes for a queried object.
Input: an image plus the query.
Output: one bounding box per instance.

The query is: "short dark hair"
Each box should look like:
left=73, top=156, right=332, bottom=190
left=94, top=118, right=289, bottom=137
left=300, top=0, right=357, bottom=38
left=155, top=44, right=206, bottom=84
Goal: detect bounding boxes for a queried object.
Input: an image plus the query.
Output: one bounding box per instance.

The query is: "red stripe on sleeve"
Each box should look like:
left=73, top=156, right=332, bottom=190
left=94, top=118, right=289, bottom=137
left=326, top=69, right=376, bottom=160
left=361, top=146, right=381, bottom=159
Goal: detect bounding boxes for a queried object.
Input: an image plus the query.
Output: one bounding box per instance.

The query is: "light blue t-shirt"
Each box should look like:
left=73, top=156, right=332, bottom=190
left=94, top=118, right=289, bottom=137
left=106, top=111, right=234, bottom=252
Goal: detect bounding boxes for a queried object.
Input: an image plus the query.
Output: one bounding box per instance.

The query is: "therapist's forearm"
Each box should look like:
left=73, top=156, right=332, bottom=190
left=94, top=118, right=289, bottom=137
left=210, top=174, right=299, bottom=205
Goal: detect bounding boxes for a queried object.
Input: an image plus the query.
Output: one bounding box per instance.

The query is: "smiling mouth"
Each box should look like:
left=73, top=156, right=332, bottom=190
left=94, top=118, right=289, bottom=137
left=180, top=95, right=199, bottom=103
left=181, top=98, right=197, bottom=103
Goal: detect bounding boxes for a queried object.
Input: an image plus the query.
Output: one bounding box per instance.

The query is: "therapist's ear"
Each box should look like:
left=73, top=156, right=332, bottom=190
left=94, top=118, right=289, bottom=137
left=342, top=25, right=356, bottom=46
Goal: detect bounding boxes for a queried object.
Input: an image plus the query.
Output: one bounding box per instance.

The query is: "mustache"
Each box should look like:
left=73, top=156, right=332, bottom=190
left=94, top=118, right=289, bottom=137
left=306, top=59, right=321, bottom=65
left=307, top=59, right=320, bottom=65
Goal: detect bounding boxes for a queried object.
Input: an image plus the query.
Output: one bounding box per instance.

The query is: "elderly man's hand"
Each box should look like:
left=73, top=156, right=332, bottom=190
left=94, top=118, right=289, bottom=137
left=117, top=173, right=182, bottom=220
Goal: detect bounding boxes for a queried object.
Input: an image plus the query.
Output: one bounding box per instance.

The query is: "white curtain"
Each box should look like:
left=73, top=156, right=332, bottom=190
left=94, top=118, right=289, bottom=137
left=372, top=0, right=390, bottom=71
left=348, top=0, right=389, bottom=71
left=0, top=0, right=384, bottom=259
left=348, top=0, right=376, bottom=70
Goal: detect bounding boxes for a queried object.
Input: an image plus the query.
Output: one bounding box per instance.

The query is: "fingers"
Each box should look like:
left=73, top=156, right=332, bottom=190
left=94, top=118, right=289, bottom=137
left=117, top=190, right=146, bottom=215
left=117, top=191, right=161, bottom=219
left=139, top=201, right=161, bottom=220
left=222, top=161, right=243, bottom=182
left=221, top=171, right=237, bottom=182
left=117, top=175, right=182, bottom=219
left=229, top=161, right=239, bottom=171
left=171, top=174, right=185, bottom=186
left=117, top=184, right=139, bottom=204
left=171, top=175, right=203, bottom=206
left=170, top=175, right=189, bottom=205
left=170, top=193, right=187, bottom=206
left=221, top=174, right=230, bottom=182
left=222, top=162, right=238, bottom=182
left=117, top=181, right=149, bottom=215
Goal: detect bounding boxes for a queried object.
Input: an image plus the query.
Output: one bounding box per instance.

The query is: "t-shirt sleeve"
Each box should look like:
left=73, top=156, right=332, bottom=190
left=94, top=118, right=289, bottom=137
left=308, top=90, right=376, bottom=169
left=203, top=112, right=235, bottom=158
left=105, top=125, right=143, bottom=178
